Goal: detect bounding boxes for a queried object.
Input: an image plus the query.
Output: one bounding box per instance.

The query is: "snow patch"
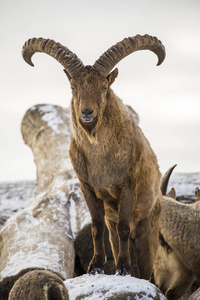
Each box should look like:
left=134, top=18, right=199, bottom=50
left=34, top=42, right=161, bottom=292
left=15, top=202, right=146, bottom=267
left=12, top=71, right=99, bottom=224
left=32, top=104, right=68, bottom=134
left=41, top=110, right=64, bottom=133
left=68, top=195, right=77, bottom=240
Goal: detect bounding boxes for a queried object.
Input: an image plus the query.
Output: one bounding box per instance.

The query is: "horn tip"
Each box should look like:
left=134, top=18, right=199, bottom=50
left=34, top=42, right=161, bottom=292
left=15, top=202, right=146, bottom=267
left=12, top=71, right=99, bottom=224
left=156, top=55, right=166, bottom=66
left=156, top=61, right=163, bottom=66
left=23, top=57, right=35, bottom=67
left=26, top=60, right=34, bottom=67
left=22, top=50, right=35, bottom=67
left=29, top=61, right=35, bottom=67
left=156, top=50, right=166, bottom=66
left=172, top=164, right=177, bottom=170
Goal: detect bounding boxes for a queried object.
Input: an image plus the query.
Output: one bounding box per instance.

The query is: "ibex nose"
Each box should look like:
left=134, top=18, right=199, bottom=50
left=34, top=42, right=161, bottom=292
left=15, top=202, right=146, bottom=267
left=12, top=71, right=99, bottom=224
left=81, top=108, right=93, bottom=117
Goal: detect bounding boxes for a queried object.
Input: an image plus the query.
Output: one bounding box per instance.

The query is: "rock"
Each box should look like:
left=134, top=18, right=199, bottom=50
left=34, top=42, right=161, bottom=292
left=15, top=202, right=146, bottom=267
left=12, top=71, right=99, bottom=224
left=64, top=274, right=167, bottom=300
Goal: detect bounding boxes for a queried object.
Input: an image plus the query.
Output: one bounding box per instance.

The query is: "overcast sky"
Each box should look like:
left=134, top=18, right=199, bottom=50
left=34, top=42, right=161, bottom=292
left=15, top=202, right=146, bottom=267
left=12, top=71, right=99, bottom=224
left=1, top=0, right=200, bottom=181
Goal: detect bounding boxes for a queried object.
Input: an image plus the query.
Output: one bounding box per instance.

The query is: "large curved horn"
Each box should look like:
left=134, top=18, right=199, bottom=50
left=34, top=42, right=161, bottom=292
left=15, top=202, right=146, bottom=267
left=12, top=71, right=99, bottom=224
left=161, top=164, right=177, bottom=195
left=22, top=37, right=84, bottom=78
left=93, top=34, right=166, bottom=77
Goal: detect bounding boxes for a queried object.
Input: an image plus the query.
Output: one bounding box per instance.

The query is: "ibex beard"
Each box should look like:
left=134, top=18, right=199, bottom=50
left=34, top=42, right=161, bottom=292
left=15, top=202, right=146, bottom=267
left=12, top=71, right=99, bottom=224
left=22, top=34, right=165, bottom=279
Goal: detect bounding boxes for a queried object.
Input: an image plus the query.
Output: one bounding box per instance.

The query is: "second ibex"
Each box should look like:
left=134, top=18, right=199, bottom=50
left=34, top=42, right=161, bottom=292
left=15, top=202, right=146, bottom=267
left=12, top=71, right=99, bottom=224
left=22, top=34, right=165, bottom=279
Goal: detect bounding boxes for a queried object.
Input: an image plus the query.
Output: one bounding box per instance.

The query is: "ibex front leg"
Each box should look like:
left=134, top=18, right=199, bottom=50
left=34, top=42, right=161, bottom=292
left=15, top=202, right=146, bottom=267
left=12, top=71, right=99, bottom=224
left=116, top=186, right=135, bottom=276
left=80, top=182, right=105, bottom=274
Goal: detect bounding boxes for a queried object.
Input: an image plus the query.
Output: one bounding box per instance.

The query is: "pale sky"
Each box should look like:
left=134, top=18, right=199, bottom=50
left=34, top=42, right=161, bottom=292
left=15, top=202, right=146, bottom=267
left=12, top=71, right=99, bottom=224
left=1, top=0, right=200, bottom=181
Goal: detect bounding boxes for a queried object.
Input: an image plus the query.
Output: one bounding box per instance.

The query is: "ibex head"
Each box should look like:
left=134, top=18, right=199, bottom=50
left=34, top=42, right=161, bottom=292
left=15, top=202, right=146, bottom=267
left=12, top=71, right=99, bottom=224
left=22, top=35, right=165, bottom=135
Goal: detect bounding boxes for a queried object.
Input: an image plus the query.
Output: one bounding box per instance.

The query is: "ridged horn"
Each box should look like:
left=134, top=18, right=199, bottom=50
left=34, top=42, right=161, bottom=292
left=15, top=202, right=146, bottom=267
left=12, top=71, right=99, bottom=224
left=93, top=34, right=166, bottom=77
left=161, top=164, right=177, bottom=195
left=22, top=37, right=84, bottom=78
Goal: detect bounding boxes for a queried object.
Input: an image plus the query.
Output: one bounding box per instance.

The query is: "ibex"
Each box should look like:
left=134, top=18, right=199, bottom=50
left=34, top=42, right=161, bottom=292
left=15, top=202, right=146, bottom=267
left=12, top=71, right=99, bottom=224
left=154, top=166, right=200, bottom=300
left=22, top=34, right=165, bottom=278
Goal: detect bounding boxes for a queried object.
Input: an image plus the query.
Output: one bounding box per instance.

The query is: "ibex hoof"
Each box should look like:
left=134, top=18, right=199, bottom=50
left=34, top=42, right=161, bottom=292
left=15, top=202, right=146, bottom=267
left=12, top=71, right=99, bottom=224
left=116, top=265, right=131, bottom=276
left=87, top=265, right=104, bottom=275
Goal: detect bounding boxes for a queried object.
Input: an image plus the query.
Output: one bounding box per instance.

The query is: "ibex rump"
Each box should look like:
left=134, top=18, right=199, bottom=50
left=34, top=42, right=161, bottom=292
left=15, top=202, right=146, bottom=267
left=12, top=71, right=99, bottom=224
left=22, top=34, right=165, bottom=278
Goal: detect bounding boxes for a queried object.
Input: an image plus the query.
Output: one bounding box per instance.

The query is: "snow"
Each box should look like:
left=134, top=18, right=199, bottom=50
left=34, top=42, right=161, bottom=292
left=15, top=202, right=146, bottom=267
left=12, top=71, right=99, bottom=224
left=41, top=110, right=63, bottom=134
left=64, top=274, right=167, bottom=299
left=68, top=195, right=77, bottom=240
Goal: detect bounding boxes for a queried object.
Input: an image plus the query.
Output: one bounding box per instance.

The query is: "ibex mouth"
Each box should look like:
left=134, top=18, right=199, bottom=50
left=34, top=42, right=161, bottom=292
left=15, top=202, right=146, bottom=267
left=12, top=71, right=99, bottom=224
left=80, top=116, right=98, bottom=134
left=80, top=116, right=97, bottom=126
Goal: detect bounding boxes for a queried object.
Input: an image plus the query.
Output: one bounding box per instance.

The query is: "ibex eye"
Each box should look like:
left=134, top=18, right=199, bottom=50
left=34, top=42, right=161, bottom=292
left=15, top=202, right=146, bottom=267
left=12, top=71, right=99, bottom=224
left=102, top=87, right=107, bottom=92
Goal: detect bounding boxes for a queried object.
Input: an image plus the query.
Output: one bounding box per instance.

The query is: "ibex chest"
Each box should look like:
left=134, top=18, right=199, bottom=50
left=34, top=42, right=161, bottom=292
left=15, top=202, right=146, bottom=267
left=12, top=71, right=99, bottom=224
left=70, top=137, right=132, bottom=191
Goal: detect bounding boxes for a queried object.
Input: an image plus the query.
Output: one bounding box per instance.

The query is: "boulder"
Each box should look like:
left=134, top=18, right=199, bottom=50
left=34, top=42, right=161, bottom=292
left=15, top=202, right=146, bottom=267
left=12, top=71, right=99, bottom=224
left=65, top=274, right=166, bottom=299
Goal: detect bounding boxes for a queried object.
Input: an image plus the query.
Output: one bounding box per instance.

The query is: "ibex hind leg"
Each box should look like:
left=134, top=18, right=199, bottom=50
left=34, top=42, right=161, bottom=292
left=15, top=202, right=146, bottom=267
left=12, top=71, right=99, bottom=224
left=135, top=200, right=161, bottom=280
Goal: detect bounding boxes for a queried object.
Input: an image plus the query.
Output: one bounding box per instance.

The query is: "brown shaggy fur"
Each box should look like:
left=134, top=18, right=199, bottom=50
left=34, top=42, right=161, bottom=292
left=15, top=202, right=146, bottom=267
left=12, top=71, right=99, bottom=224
left=155, top=231, right=195, bottom=300
left=154, top=167, right=200, bottom=300
left=8, top=270, right=69, bottom=300
left=69, top=66, right=162, bottom=278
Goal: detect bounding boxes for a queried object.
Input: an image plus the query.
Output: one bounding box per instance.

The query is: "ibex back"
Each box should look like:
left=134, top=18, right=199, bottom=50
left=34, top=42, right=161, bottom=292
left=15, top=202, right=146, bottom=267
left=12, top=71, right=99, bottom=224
left=22, top=34, right=165, bottom=278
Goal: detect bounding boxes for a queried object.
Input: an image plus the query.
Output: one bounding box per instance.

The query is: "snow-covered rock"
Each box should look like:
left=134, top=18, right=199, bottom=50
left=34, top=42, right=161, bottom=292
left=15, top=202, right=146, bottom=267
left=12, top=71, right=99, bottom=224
left=64, top=274, right=167, bottom=299
left=0, top=104, right=89, bottom=299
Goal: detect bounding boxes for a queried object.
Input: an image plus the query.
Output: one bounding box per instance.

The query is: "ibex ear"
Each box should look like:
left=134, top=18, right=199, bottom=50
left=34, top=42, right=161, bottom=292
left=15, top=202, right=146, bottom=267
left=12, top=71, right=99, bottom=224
left=63, top=69, right=71, bottom=81
left=107, top=68, right=118, bottom=86
left=166, top=187, right=176, bottom=199
left=195, top=187, right=200, bottom=200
